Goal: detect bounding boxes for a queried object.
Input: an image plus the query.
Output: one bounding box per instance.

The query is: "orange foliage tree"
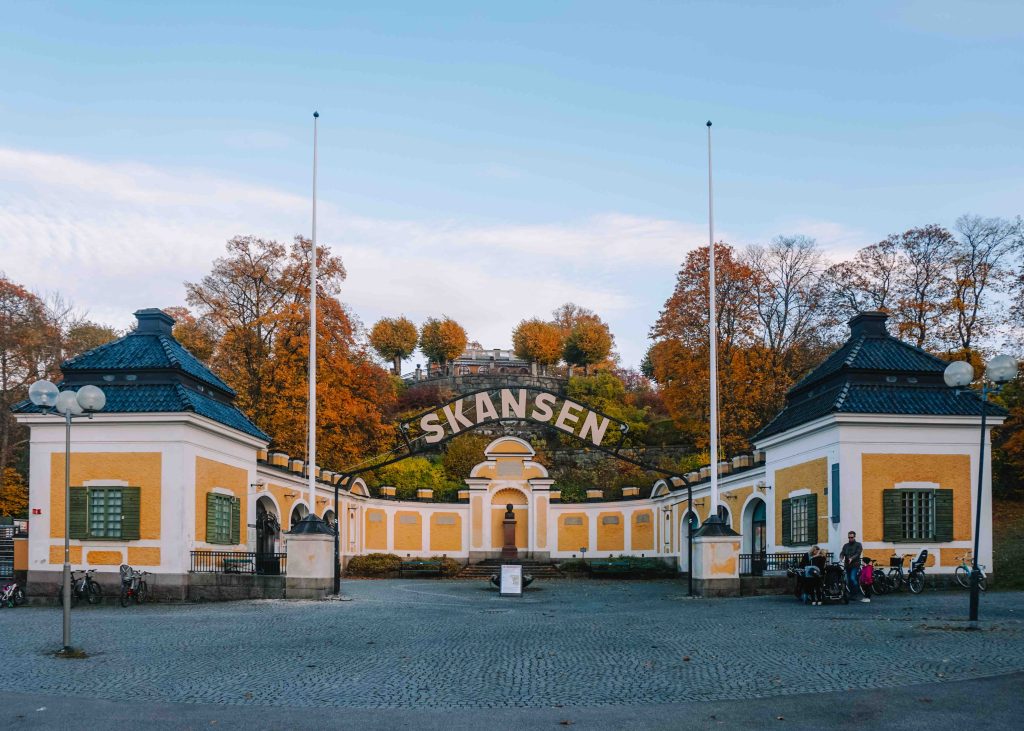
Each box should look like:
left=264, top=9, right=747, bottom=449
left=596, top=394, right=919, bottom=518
left=419, top=317, right=467, bottom=374
left=369, top=316, right=419, bottom=374
left=511, top=318, right=563, bottom=373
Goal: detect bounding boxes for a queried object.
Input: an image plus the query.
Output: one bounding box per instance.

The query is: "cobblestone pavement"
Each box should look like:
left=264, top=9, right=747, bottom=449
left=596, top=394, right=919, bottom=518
left=1, top=580, right=1022, bottom=710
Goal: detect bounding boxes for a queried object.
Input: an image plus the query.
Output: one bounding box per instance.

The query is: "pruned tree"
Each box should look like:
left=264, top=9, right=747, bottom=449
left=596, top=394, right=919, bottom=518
left=512, top=318, right=563, bottom=374
left=369, top=316, right=419, bottom=374
left=563, top=317, right=613, bottom=376
left=419, top=317, right=468, bottom=374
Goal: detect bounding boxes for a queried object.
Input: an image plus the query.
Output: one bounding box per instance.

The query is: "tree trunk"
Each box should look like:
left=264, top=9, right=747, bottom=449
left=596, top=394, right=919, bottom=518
left=393, top=356, right=401, bottom=376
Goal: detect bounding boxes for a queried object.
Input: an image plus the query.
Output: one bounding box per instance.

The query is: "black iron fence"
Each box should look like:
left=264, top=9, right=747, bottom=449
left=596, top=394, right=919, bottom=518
left=190, top=551, right=287, bottom=576
left=740, top=551, right=833, bottom=576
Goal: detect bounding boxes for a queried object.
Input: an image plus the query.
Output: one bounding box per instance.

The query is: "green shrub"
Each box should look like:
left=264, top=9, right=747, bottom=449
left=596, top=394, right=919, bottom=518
left=558, top=558, right=589, bottom=573
left=346, top=553, right=402, bottom=576
left=430, top=555, right=464, bottom=577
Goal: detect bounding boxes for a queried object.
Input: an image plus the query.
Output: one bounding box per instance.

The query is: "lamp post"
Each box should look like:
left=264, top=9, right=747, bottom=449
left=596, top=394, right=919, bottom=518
left=28, top=379, right=106, bottom=653
left=943, top=354, right=1018, bottom=623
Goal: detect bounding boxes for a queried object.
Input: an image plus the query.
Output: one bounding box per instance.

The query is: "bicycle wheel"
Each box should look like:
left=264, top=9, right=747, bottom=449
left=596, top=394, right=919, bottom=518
left=86, top=579, right=103, bottom=605
left=119, top=585, right=132, bottom=608
left=889, top=571, right=904, bottom=592
left=135, top=580, right=148, bottom=605
left=13, top=588, right=25, bottom=606
left=955, top=565, right=970, bottom=589
left=908, top=573, right=924, bottom=594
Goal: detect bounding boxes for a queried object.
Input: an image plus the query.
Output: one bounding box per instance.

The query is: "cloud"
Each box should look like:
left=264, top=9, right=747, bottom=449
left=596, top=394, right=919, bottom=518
left=0, top=146, right=702, bottom=367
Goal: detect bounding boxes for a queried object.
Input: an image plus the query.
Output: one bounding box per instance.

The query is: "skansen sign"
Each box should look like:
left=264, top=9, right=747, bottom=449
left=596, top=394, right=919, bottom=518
left=406, top=387, right=627, bottom=449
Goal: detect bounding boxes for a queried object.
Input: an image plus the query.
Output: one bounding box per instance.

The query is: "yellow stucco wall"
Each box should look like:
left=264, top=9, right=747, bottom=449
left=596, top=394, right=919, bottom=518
left=471, top=495, right=483, bottom=548
left=13, top=538, right=27, bottom=570
left=50, top=545, right=82, bottom=564
left=365, top=508, right=387, bottom=550
left=774, top=457, right=828, bottom=542
left=127, top=547, right=161, bottom=565
left=721, top=486, right=753, bottom=530
left=266, top=483, right=300, bottom=529
left=394, top=511, right=422, bottom=552
left=861, top=453, right=971, bottom=543
left=195, top=456, right=248, bottom=545
left=86, top=550, right=123, bottom=565
left=535, top=495, right=549, bottom=549
left=429, top=512, right=462, bottom=552
left=50, top=451, right=162, bottom=539
left=596, top=511, right=624, bottom=551
left=557, top=513, right=589, bottom=552
left=631, top=509, right=653, bottom=551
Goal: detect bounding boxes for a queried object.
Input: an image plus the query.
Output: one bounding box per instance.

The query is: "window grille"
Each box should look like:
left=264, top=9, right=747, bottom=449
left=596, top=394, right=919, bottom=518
left=900, top=490, right=935, bottom=541
left=88, top=488, right=123, bottom=538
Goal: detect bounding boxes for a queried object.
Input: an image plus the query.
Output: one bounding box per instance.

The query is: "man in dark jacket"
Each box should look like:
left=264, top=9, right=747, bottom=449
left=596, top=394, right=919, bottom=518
left=840, top=531, right=869, bottom=603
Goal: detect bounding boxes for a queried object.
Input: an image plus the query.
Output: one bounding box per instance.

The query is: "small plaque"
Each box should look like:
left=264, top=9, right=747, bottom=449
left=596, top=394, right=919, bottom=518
left=499, top=564, right=523, bottom=597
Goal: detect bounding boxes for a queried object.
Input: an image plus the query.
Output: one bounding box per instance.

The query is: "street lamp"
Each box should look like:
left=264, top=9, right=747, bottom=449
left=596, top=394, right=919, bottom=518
left=28, top=380, right=106, bottom=654
left=943, top=354, right=1018, bottom=623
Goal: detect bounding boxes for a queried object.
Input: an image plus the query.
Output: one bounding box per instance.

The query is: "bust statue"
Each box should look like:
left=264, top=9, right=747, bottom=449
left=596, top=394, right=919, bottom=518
left=504, top=504, right=515, bottom=521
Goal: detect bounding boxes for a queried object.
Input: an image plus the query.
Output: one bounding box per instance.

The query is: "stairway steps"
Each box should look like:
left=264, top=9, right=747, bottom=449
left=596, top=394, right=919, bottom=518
left=456, top=559, right=563, bottom=579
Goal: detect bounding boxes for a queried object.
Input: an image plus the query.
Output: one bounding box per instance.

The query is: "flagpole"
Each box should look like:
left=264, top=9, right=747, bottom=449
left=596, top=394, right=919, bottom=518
left=707, top=120, right=719, bottom=516
left=309, top=110, right=319, bottom=514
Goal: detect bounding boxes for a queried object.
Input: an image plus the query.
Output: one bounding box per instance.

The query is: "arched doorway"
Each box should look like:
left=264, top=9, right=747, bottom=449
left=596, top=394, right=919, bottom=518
left=742, top=497, right=768, bottom=574
left=290, top=503, right=309, bottom=529
left=255, top=496, right=281, bottom=575
left=679, top=511, right=699, bottom=572
left=323, top=509, right=337, bottom=534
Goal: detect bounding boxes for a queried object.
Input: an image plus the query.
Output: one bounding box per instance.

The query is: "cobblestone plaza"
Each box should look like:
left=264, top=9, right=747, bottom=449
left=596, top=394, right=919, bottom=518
left=2, top=581, right=1023, bottom=711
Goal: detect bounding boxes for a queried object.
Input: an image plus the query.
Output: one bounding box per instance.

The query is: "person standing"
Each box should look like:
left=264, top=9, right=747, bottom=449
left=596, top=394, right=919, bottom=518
left=841, top=530, right=869, bottom=603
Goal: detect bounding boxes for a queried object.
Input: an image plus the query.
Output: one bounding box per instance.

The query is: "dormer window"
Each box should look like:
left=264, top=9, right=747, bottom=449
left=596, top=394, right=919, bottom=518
left=125, top=375, right=138, bottom=382
left=102, top=375, right=115, bottom=382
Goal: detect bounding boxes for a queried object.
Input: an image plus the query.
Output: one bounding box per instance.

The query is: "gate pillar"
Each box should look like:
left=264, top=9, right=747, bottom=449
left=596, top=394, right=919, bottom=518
left=691, top=517, right=741, bottom=597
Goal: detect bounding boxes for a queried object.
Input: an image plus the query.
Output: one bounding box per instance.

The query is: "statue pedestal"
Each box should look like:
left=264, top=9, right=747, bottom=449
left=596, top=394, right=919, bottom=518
left=500, top=504, right=518, bottom=560
left=691, top=517, right=741, bottom=597
left=285, top=532, right=333, bottom=599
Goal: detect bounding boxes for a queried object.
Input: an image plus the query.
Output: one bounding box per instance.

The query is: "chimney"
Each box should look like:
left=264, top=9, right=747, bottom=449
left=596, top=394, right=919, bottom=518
left=848, top=311, right=889, bottom=338
left=135, top=308, right=175, bottom=336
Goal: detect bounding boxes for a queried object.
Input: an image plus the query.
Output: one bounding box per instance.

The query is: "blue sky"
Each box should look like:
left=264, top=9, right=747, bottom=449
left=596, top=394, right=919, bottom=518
left=1, top=1, right=1021, bottom=367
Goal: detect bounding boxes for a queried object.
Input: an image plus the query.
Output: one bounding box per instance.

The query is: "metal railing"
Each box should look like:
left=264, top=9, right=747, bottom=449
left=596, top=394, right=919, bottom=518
left=740, top=551, right=833, bottom=576
left=189, top=551, right=286, bottom=576
left=0, top=524, right=14, bottom=579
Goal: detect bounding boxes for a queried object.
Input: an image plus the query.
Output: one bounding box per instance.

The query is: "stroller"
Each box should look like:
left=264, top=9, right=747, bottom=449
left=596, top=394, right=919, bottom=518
left=787, top=561, right=823, bottom=604
left=820, top=562, right=850, bottom=604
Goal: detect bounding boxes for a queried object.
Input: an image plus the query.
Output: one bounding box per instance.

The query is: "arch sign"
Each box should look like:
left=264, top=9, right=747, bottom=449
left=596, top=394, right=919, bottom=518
left=409, top=387, right=626, bottom=449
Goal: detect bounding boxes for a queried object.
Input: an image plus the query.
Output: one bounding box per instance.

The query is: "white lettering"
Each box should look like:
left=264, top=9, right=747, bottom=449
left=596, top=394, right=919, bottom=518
left=500, top=388, right=527, bottom=419
left=475, top=392, right=499, bottom=422
left=420, top=413, right=445, bottom=443
left=580, top=410, right=610, bottom=446
left=531, top=392, right=556, bottom=422
left=554, top=400, right=584, bottom=433
left=441, top=400, right=474, bottom=432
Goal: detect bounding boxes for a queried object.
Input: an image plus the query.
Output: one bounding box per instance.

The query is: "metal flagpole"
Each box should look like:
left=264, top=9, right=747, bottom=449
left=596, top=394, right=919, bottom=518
left=309, top=111, right=319, bottom=513
left=707, top=120, right=719, bottom=516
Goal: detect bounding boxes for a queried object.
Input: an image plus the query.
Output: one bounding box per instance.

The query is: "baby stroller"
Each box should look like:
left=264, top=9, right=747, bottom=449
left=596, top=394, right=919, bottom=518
left=821, top=562, right=850, bottom=604
left=786, top=561, right=823, bottom=604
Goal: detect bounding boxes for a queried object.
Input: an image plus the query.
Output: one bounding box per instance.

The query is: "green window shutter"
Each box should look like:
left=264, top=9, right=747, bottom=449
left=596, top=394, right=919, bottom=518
left=830, top=463, right=840, bottom=524
left=231, top=497, right=242, bottom=545
left=120, top=487, right=140, bottom=540
left=934, top=489, right=954, bottom=542
left=882, top=489, right=902, bottom=542
left=69, top=487, right=88, bottom=539
left=206, top=492, right=219, bottom=544
left=807, top=493, right=819, bottom=545
left=781, top=498, right=792, bottom=546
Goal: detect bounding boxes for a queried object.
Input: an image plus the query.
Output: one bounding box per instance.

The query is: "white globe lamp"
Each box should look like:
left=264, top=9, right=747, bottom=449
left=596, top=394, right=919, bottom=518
left=28, top=379, right=60, bottom=409
left=943, top=360, right=974, bottom=389
left=55, top=390, right=83, bottom=416
left=75, top=384, right=106, bottom=412
left=986, top=354, right=1019, bottom=385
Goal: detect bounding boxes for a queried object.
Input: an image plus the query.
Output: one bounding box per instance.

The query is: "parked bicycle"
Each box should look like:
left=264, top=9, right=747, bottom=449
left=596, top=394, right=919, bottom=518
left=58, top=569, right=103, bottom=606
left=953, top=552, right=987, bottom=592
left=1, top=579, right=26, bottom=608
left=119, top=564, right=149, bottom=607
left=885, top=550, right=928, bottom=595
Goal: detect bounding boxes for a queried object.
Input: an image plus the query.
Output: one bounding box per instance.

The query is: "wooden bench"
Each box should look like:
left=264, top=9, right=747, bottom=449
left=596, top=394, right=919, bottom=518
left=399, top=559, right=443, bottom=577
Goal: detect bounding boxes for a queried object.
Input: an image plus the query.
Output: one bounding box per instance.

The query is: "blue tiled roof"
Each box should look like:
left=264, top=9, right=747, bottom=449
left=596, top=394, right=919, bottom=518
left=12, top=384, right=268, bottom=441
left=64, top=331, right=235, bottom=395
left=754, top=312, right=1007, bottom=441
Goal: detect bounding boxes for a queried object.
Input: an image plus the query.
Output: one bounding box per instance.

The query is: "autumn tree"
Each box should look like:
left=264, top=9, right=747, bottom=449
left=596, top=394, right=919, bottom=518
left=440, top=433, right=491, bottom=482
left=0, top=467, right=27, bottom=517
left=563, top=318, right=613, bottom=376
left=511, top=318, right=563, bottom=373
left=891, top=225, right=954, bottom=348
left=369, top=316, right=419, bottom=374
left=165, top=306, right=218, bottom=363
left=821, top=239, right=900, bottom=322
left=419, top=317, right=467, bottom=374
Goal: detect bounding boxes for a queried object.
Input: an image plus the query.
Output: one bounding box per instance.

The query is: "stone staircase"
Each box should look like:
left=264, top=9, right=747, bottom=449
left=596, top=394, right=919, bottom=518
left=457, top=558, right=563, bottom=580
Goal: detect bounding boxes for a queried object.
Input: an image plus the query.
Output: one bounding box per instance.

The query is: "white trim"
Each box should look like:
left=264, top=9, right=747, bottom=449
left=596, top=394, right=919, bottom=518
left=894, top=481, right=940, bottom=491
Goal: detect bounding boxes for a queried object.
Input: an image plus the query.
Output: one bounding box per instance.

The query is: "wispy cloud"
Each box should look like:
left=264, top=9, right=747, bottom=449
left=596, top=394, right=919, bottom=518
left=0, top=147, right=707, bottom=366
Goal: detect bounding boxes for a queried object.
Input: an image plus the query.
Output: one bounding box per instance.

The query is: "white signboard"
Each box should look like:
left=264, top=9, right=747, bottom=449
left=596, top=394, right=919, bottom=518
left=499, top=564, right=523, bottom=597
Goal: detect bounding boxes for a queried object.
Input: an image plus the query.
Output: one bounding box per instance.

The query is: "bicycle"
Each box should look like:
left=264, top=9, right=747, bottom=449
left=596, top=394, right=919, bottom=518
left=58, top=569, right=103, bottom=606
left=1, top=579, right=26, bottom=608
left=886, top=551, right=928, bottom=595
left=953, top=553, right=987, bottom=592
left=119, top=565, right=150, bottom=607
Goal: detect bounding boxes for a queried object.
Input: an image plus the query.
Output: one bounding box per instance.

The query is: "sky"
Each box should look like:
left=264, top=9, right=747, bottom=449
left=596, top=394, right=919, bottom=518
left=1, top=1, right=1022, bottom=368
